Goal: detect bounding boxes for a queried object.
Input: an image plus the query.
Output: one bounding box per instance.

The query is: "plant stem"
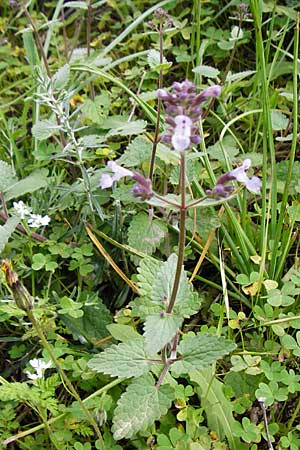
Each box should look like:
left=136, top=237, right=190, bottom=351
left=149, top=20, right=164, bottom=180
left=167, top=152, right=186, bottom=314
left=26, top=310, right=105, bottom=450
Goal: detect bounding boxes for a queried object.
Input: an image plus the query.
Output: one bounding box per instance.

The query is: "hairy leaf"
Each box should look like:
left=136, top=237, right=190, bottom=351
left=0, top=161, right=17, bottom=192
left=128, top=213, right=167, bottom=263
left=53, top=64, right=70, bottom=90
left=107, top=323, right=142, bottom=342
left=106, top=120, right=147, bottom=137
left=60, top=301, right=112, bottom=345
left=82, top=93, right=110, bottom=125
left=117, top=136, right=152, bottom=168
left=171, top=333, right=236, bottom=375
left=0, top=216, right=20, bottom=254
left=87, top=339, right=151, bottom=378
left=112, top=373, right=174, bottom=440
left=4, top=169, right=48, bottom=201
left=144, top=313, right=183, bottom=354
left=32, top=119, right=61, bottom=141
left=136, top=257, right=161, bottom=298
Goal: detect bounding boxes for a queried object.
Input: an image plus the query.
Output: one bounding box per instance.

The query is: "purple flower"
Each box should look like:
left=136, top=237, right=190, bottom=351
left=158, top=80, right=221, bottom=151
left=100, top=161, right=153, bottom=200
left=207, top=159, right=261, bottom=198
left=100, top=161, right=134, bottom=189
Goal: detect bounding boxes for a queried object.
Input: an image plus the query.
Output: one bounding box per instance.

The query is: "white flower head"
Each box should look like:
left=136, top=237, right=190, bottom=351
left=100, top=161, right=134, bottom=189
left=172, top=115, right=193, bottom=151
left=27, top=214, right=51, bottom=228
left=26, top=358, right=51, bottom=380
left=13, top=201, right=32, bottom=219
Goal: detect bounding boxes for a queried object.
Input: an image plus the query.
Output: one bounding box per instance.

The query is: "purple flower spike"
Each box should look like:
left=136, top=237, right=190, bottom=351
left=158, top=79, right=221, bottom=152
left=207, top=159, right=262, bottom=198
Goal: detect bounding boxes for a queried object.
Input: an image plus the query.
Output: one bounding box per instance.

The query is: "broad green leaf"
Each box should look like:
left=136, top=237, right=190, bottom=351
left=0, top=216, right=20, bottom=254
left=277, top=161, right=300, bottom=195
left=271, top=110, right=289, bottom=131
left=32, top=119, right=61, bottom=141
left=171, top=333, right=236, bottom=375
left=136, top=257, right=162, bottom=298
left=144, top=313, right=183, bottom=354
left=4, top=169, right=48, bottom=201
left=192, top=65, right=220, bottom=78
left=112, top=373, right=174, bottom=440
left=87, top=339, right=151, bottom=377
left=106, top=120, right=147, bottom=137
left=0, top=161, right=17, bottom=191
left=79, top=135, right=106, bottom=148
left=53, top=64, right=70, bottom=90
left=82, top=93, right=110, bottom=125
left=60, top=301, right=112, bottom=345
left=207, top=135, right=239, bottom=164
left=131, top=296, right=162, bottom=320
left=128, top=212, right=167, bottom=263
left=107, top=323, right=142, bottom=342
left=151, top=253, right=188, bottom=305
left=117, top=136, right=152, bottom=168
left=190, top=369, right=241, bottom=450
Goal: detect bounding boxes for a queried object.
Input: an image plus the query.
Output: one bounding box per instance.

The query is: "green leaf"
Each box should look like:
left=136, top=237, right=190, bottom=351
left=226, top=70, right=256, bottom=83
left=60, top=300, right=112, bottom=345
left=63, top=1, right=88, bottom=8
left=22, top=31, right=38, bottom=66
left=53, top=64, right=70, bottom=90
left=147, top=49, right=171, bottom=71
left=4, top=169, right=48, bottom=201
left=128, top=212, right=167, bottom=263
left=87, top=339, right=151, bottom=378
left=144, top=313, right=183, bottom=354
left=32, top=119, right=61, bottom=141
left=0, top=216, right=20, bottom=254
left=106, top=323, right=142, bottom=342
left=106, top=120, right=147, bottom=137
left=136, top=257, right=162, bottom=298
left=112, top=373, right=174, bottom=440
left=117, top=136, right=152, bottom=168
left=271, top=110, right=289, bottom=131
left=171, top=333, right=236, bottom=375
left=0, top=160, right=17, bottom=191
left=207, top=135, right=239, bottom=164
left=192, top=65, right=220, bottom=78
left=82, top=93, right=110, bottom=125
left=190, top=369, right=241, bottom=449
left=0, top=382, right=39, bottom=403
left=32, top=253, right=47, bottom=270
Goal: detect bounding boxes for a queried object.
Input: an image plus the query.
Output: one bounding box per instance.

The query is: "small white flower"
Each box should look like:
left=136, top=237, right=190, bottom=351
left=13, top=201, right=32, bottom=219
left=172, top=115, right=193, bottom=151
left=100, top=161, right=134, bottom=189
left=26, top=358, right=51, bottom=380
left=27, top=214, right=51, bottom=228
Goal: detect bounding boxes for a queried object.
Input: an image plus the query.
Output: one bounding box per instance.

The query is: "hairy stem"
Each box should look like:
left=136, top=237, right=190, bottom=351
left=149, top=21, right=164, bottom=180
left=167, top=152, right=186, bottom=313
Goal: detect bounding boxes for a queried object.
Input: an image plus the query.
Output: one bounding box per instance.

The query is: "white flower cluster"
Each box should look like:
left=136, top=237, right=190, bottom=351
left=13, top=201, right=51, bottom=228
left=26, top=358, right=51, bottom=380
